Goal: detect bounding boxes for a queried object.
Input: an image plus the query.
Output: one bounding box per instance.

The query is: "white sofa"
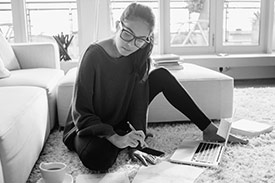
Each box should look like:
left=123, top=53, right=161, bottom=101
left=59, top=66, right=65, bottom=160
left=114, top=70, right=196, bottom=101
left=0, top=33, right=64, bottom=183
left=57, top=63, right=233, bottom=127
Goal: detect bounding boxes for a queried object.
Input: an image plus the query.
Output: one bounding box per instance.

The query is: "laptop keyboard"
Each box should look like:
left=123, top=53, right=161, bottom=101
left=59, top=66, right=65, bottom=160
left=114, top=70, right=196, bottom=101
left=192, top=142, right=222, bottom=164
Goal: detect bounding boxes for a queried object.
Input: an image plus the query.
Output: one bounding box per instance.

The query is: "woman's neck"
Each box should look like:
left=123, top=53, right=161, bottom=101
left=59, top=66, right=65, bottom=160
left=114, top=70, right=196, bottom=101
left=97, top=38, right=122, bottom=59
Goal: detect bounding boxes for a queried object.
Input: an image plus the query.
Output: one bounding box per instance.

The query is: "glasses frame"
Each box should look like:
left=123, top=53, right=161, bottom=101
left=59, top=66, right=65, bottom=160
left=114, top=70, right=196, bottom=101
left=119, top=21, right=151, bottom=48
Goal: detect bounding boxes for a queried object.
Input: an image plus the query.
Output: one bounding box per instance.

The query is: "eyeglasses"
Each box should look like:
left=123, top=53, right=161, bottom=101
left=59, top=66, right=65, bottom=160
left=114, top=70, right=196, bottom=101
left=120, top=21, right=151, bottom=48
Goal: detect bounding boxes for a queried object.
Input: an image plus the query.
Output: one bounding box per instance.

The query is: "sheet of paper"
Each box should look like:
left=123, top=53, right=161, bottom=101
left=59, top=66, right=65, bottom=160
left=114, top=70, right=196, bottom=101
left=132, top=161, right=205, bottom=183
left=217, top=119, right=232, bottom=139
left=76, top=171, right=130, bottom=183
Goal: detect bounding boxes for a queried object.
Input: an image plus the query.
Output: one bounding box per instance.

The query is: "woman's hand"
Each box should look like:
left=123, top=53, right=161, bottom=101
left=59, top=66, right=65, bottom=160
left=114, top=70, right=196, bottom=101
left=128, top=148, right=158, bottom=166
left=107, top=130, right=146, bottom=149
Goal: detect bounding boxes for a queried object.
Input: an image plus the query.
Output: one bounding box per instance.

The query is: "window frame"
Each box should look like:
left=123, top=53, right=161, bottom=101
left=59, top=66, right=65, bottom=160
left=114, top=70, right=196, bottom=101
left=5, top=0, right=275, bottom=56
left=163, top=0, right=274, bottom=55
left=214, top=0, right=273, bottom=54
left=163, top=0, right=216, bottom=55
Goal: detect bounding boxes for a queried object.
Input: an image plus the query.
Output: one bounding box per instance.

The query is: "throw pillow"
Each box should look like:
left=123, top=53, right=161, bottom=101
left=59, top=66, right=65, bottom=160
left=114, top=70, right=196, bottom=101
left=0, top=32, right=20, bottom=70
left=0, top=57, right=11, bottom=79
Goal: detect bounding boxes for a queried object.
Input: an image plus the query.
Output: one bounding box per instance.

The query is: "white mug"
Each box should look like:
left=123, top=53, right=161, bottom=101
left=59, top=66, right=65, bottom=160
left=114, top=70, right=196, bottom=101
left=39, top=162, right=67, bottom=183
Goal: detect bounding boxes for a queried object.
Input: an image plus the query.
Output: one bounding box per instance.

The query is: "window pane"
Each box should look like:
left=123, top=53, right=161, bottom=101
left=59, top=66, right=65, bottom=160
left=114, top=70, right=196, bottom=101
left=109, top=0, right=159, bottom=54
left=0, top=0, right=14, bottom=43
left=170, top=0, right=210, bottom=47
left=25, top=0, right=79, bottom=60
left=223, top=0, right=261, bottom=46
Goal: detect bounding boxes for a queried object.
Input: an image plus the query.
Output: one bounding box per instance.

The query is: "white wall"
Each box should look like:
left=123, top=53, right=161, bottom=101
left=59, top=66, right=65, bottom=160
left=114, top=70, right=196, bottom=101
left=211, top=66, right=275, bottom=80
left=181, top=54, right=275, bottom=79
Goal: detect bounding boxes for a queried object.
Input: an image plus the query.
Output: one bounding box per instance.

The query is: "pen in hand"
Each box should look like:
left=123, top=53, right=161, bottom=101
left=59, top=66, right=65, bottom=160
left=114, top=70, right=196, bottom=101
left=127, top=121, right=148, bottom=148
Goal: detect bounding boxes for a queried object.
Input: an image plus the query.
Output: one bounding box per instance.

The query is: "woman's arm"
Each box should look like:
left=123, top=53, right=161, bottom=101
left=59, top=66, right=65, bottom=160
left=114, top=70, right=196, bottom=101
left=71, top=46, right=115, bottom=138
left=127, top=79, right=149, bottom=133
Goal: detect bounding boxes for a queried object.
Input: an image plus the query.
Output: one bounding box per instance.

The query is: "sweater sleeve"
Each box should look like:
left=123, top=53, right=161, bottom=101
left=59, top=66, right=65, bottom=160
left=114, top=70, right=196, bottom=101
left=127, top=79, right=149, bottom=133
left=71, top=47, right=115, bottom=137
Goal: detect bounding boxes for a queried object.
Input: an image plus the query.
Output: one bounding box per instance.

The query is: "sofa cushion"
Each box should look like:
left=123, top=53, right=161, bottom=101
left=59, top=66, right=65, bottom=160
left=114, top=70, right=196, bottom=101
left=0, top=68, right=64, bottom=128
left=0, top=57, right=10, bottom=79
left=0, top=33, right=20, bottom=70
left=0, top=68, right=64, bottom=92
left=0, top=86, right=48, bottom=138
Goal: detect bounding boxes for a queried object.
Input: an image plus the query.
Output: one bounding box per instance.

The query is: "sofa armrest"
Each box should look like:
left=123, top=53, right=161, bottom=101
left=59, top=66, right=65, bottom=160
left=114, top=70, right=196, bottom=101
left=11, top=42, right=60, bottom=69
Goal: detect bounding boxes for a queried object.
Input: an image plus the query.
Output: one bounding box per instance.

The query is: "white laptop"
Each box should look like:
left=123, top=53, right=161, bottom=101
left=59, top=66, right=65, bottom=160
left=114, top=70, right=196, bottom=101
left=169, top=119, right=232, bottom=168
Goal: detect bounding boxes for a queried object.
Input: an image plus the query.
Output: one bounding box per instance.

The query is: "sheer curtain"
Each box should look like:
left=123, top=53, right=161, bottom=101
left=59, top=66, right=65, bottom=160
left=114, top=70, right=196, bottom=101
left=94, top=0, right=112, bottom=41
left=77, top=0, right=111, bottom=54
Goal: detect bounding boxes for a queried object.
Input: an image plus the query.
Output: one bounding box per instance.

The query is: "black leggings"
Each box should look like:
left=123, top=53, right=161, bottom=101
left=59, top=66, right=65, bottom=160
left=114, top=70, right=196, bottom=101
left=74, top=68, right=212, bottom=171
left=149, top=68, right=211, bottom=131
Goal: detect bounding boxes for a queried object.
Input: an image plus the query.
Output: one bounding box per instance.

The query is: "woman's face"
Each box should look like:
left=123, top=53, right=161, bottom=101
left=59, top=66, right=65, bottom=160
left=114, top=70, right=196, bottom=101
left=115, top=18, right=151, bottom=56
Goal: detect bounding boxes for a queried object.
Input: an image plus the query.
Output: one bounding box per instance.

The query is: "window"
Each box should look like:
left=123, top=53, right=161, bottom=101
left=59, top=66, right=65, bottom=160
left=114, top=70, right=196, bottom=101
left=170, top=0, right=210, bottom=47
left=223, top=0, right=261, bottom=46
left=0, top=0, right=14, bottom=43
left=166, top=0, right=271, bottom=55
left=110, top=0, right=272, bottom=55
left=168, top=0, right=261, bottom=48
left=25, top=0, right=79, bottom=59
left=216, top=0, right=267, bottom=54
left=2, top=0, right=274, bottom=58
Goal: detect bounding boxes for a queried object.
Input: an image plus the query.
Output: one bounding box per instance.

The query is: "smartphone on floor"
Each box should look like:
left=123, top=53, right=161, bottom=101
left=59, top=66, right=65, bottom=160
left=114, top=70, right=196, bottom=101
left=140, top=147, right=165, bottom=157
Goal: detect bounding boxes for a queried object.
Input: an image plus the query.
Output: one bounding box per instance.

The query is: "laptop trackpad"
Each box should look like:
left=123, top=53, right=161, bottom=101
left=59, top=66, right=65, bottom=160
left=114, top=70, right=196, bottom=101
left=170, top=141, right=201, bottom=162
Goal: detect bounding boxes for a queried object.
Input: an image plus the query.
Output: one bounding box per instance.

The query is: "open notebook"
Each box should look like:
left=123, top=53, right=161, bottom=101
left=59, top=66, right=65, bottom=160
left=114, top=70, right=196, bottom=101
left=169, top=119, right=232, bottom=168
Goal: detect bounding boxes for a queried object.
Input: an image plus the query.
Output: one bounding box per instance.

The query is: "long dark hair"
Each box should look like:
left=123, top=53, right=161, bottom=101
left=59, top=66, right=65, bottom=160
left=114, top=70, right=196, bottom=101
left=120, top=3, right=155, bottom=81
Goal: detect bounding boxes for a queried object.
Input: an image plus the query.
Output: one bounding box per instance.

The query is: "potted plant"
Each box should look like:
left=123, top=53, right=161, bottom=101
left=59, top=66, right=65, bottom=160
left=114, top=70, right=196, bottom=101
left=187, top=0, right=205, bottom=13
left=53, top=32, right=74, bottom=61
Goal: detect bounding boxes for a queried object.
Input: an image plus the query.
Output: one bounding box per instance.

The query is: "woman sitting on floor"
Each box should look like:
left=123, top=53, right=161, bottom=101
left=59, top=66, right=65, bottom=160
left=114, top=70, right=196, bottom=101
left=63, top=2, right=248, bottom=172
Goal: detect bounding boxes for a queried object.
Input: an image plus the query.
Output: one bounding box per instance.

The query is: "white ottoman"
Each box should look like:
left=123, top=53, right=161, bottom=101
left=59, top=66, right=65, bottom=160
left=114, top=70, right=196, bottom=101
left=57, top=63, right=233, bottom=127
left=57, top=68, right=77, bottom=127
left=148, top=63, right=233, bottom=122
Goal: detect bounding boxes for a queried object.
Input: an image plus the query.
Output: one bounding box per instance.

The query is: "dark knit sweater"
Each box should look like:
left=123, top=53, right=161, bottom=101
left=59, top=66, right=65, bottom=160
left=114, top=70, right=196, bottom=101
left=70, top=44, right=149, bottom=138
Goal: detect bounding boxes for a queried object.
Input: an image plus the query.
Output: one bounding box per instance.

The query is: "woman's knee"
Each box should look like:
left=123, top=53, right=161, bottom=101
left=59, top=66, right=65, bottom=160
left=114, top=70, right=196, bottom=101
left=75, top=136, right=120, bottom=171
left=80, top=149, right=118, bottom=171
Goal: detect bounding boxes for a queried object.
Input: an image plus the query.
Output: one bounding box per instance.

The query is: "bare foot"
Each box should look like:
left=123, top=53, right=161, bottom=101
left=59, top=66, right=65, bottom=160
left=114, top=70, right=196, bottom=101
left=203, top=123, right=249, bottom=144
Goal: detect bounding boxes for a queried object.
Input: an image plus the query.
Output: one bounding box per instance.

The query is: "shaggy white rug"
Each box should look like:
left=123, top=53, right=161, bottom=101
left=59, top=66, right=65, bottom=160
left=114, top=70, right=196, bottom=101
left=27, top=79, right=275, bottom=183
